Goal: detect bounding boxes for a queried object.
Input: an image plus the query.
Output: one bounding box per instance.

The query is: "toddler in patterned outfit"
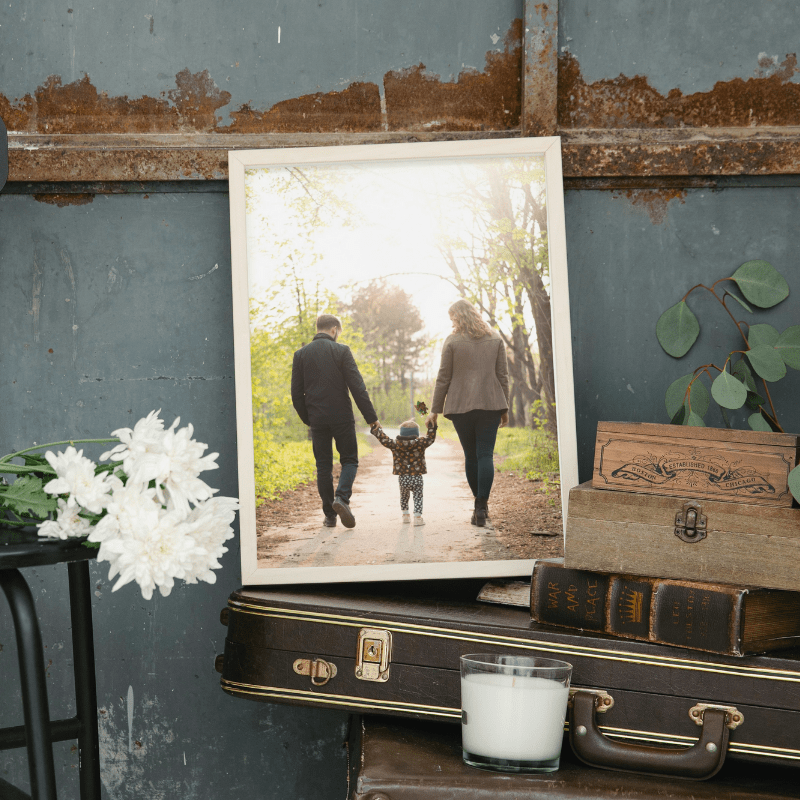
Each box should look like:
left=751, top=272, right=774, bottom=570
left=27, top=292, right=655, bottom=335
left=371, top=418, right=437, bottom=526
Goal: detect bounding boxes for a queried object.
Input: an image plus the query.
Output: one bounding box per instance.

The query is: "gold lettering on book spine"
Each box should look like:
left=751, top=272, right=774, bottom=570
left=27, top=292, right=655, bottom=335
left=618, top=587, right=644, bottom=625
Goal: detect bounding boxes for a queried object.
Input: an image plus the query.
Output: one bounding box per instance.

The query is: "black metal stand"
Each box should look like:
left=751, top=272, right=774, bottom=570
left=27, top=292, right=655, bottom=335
left=0, top=529, right=101, bottom=800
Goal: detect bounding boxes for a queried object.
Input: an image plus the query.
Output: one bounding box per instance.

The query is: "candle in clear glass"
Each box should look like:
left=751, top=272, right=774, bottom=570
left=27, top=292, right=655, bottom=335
left=460, top=654, right=572, bottom=773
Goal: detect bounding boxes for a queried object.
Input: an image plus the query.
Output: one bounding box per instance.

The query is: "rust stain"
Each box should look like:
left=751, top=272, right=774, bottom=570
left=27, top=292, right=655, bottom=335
left=523, top=3, right=557, bottom=136
left=33, top=192, right=94, bottom=207
left=224, top=82, right=382, bottom=133
left=616, top=188, right=687, bottom=224
left=3, top=69, right=231, bottom=133
left=0, top=19, right=521, bottom=137
left=559, top=52, right=800, bottom=129
left=383, top=19, right=522, bottom=131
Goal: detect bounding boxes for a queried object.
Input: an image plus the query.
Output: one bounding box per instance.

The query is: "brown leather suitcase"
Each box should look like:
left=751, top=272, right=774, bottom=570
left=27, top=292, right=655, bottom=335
left=217, top=580, right=800, bottom=778
left=348, top=715, right=800, bottom=799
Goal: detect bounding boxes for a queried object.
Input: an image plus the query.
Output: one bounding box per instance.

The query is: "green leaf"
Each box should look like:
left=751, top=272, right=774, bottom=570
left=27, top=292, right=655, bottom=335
left=656, top=301, right=700, bottom=358
left=727, top=292, right=752, bottom=313
left=684, top=409, right=706, bottom=427
left=670, top=405, right=686, bottom=425
left=731, top=260, right=789, bottom=308
left=775, top=325, right=800, bottom=370
left=748, top=412, right=772, bottom=432
left=665, top=373, right=709, bottom=419
left=0, top=476, right=57, bottom=518
left=711, top=369, right=748, bottom=409
left=732, top=359, right=757, bottom=393
left=747, top=323, right=780, bottom=349
left=747, top=345, right=787, bottom=382
left=789, top=465, right=800, bottom=504
left=745, top=391, right=766, bottom=410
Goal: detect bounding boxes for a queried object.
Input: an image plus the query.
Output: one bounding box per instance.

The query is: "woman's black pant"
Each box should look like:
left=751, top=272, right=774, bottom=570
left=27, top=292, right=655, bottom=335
left=449, top=409, right=502, bottom=501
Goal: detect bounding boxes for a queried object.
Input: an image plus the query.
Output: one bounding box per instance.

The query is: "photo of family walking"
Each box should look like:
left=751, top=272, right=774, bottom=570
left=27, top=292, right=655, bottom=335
left=229, top=139, right=577, bottom=584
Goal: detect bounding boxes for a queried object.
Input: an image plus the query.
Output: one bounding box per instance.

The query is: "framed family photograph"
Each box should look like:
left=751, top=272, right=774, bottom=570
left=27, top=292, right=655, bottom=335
left=229, top=137, right=577, bottom=585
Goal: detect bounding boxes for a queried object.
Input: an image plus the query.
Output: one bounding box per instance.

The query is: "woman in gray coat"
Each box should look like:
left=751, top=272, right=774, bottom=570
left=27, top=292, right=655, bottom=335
left=427, top=299, right=509, bottom=527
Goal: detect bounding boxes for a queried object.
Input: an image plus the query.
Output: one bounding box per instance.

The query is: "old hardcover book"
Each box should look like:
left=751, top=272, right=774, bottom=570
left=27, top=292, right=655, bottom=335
left=530, top=561, right=800, bottom=656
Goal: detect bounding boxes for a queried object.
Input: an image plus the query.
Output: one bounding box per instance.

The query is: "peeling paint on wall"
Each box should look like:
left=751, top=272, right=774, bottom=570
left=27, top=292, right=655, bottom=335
left=33, top=192, right=94, bottom=206
left=0, top=21, right=522, bottom=135
left=559, top=51, right=800, bottom=128
left=615, top=188, right=688, bottom=224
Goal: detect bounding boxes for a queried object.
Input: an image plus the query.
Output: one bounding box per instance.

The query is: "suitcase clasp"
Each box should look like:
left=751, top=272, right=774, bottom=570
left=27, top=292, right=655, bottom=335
left=674, top=502, right=707, bottom=543
left=293, top=658, right=337, bottom=686
left=355, top=628, right=392, bottom=682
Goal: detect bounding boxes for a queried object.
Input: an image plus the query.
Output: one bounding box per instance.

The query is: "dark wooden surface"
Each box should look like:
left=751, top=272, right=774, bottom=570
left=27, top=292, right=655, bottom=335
left=349, top=716, right=800, bottom=799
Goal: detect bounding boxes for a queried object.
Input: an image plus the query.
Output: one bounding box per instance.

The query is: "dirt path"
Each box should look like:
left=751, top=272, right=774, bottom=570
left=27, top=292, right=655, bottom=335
left=256, top=430, right=564, bottom=570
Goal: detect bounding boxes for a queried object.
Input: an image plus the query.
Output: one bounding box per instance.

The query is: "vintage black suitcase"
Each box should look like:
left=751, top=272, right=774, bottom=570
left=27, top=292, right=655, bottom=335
left=348, top=715, right=800, bottom=799
left=217, top=580, right=800, bottom=777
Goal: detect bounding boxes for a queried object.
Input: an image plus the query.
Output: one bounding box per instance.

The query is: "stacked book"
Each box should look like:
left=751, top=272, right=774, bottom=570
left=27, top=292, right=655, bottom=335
left=488, top=421, right=800, bottom=657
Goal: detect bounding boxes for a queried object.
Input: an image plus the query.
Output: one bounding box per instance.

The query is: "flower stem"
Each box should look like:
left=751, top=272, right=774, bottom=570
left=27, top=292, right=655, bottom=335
left=0, top=464, right=57, bottom=476
left=0, top=438, right=120, bottom=464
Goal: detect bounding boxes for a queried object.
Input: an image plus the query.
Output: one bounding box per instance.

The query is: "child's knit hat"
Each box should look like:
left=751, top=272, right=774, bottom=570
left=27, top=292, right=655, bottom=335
left=399, top=419, right=419, bottom=438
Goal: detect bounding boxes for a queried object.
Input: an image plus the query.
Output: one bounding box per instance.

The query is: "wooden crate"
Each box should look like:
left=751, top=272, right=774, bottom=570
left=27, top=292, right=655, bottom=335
left=593, top=421, right=800, bottom=507
left=565, top=481, right=800, bottom=592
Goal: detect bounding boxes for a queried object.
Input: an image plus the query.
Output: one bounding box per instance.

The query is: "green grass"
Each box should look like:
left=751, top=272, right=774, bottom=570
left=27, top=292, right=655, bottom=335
left=494, top=427, right=560, bottom=483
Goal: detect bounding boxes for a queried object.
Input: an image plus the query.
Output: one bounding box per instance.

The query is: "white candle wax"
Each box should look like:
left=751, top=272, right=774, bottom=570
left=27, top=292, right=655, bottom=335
left=461, top=672, right=569, bottom=762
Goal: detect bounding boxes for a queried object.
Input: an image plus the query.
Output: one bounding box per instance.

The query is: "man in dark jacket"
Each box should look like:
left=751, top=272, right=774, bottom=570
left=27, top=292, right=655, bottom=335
left=291, top=314, right=379, bottom=528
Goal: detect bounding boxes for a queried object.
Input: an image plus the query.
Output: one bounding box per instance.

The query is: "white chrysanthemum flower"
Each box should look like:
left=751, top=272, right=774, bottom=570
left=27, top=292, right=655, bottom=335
left=101, top=411, right=219, bottom=517
left=43, top=446, right=112, bottom=514
left=181, top=496, right=239, bottom=584
left=100, top=409, right=166, bottom=469
left=37, top=497, right=93, bottom=540
left=91, top=487, right=202, bottom=600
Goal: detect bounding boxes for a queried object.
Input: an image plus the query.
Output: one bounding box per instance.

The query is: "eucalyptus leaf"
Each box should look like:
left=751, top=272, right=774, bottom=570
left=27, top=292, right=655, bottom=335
left=732, top=359, right=757, bottom=393
left=727, top=292, right=752, bottom=313
left=775, top=325, right=800, bottom=370
left=684, top=409, right=706, bottom=427
left=665, top=374, right=709, bottom=419
left=731, top=260, right=790, bottom=308
left=656, top=300, right=700, bottom=358
left=745, top=391, right=766, bottom=410
left=711, top=369, right=748, bottom=409
left=789, top=465, right=800, bottom=504
left=0, top=476, right=57, bottom=518
left=747, top=323, right=780, bottom=349
left=747, top=345, right=788, bottom=382
left=748, top=412, right=772, bottom=432
left=670, top=405, right=686, bottom=425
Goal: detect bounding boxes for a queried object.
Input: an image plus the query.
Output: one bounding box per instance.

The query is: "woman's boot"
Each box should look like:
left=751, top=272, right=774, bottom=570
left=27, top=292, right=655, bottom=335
left=474, top=498, right=488, bottom=527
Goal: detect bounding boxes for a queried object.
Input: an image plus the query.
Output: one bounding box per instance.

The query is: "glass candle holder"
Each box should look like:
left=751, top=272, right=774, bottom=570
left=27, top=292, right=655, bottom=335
left=460, top=654, right=573, bottom=773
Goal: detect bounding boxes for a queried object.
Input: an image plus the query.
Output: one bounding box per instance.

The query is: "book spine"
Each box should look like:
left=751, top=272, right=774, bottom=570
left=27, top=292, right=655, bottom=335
left=531, top=563, right=743, bottom=655
left=530, top=563, right=611, bottom=632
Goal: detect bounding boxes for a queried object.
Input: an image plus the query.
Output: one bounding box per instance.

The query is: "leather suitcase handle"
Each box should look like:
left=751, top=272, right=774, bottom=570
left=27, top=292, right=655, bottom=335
left=569, top=690, right=730, bottom=780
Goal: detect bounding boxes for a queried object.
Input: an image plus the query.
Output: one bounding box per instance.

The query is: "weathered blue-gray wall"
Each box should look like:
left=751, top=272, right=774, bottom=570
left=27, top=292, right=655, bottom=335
left=2, top=0, right=800, bottom=797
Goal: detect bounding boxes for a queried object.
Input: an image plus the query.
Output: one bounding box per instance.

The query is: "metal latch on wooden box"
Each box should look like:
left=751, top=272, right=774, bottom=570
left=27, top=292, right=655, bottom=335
left=674, top=502, right=707, bottom=543
left=355, top=628, right=392, bottom=682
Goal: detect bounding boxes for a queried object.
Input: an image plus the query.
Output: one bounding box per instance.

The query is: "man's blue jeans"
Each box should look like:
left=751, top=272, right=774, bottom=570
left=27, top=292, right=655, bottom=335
left=310, top=421, right=359, bottom=519
left=449, top=409, right=502, bottom=501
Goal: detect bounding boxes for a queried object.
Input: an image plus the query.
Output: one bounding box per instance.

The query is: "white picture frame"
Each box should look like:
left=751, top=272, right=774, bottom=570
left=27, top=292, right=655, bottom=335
left=229, top=137, right=577, bottom=585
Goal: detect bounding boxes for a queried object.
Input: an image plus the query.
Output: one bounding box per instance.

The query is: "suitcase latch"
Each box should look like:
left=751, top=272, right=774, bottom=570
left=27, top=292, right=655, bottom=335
left=355, top=628, right=392, bottom=682
left=568, top=687, right=614, bottom=713
left=674, top=502, right=707, bottom=543
left=293, top=658, right=337, bottom=686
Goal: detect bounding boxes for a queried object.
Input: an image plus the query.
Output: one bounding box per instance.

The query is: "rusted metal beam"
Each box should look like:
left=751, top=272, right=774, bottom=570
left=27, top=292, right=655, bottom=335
left=10, top=127, right=800, bottom=182
left=522, top=1, right=558, bottom=137
left=560, top=127, right=800, bottom=177
left=6, top=132, right=518, bottom=182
